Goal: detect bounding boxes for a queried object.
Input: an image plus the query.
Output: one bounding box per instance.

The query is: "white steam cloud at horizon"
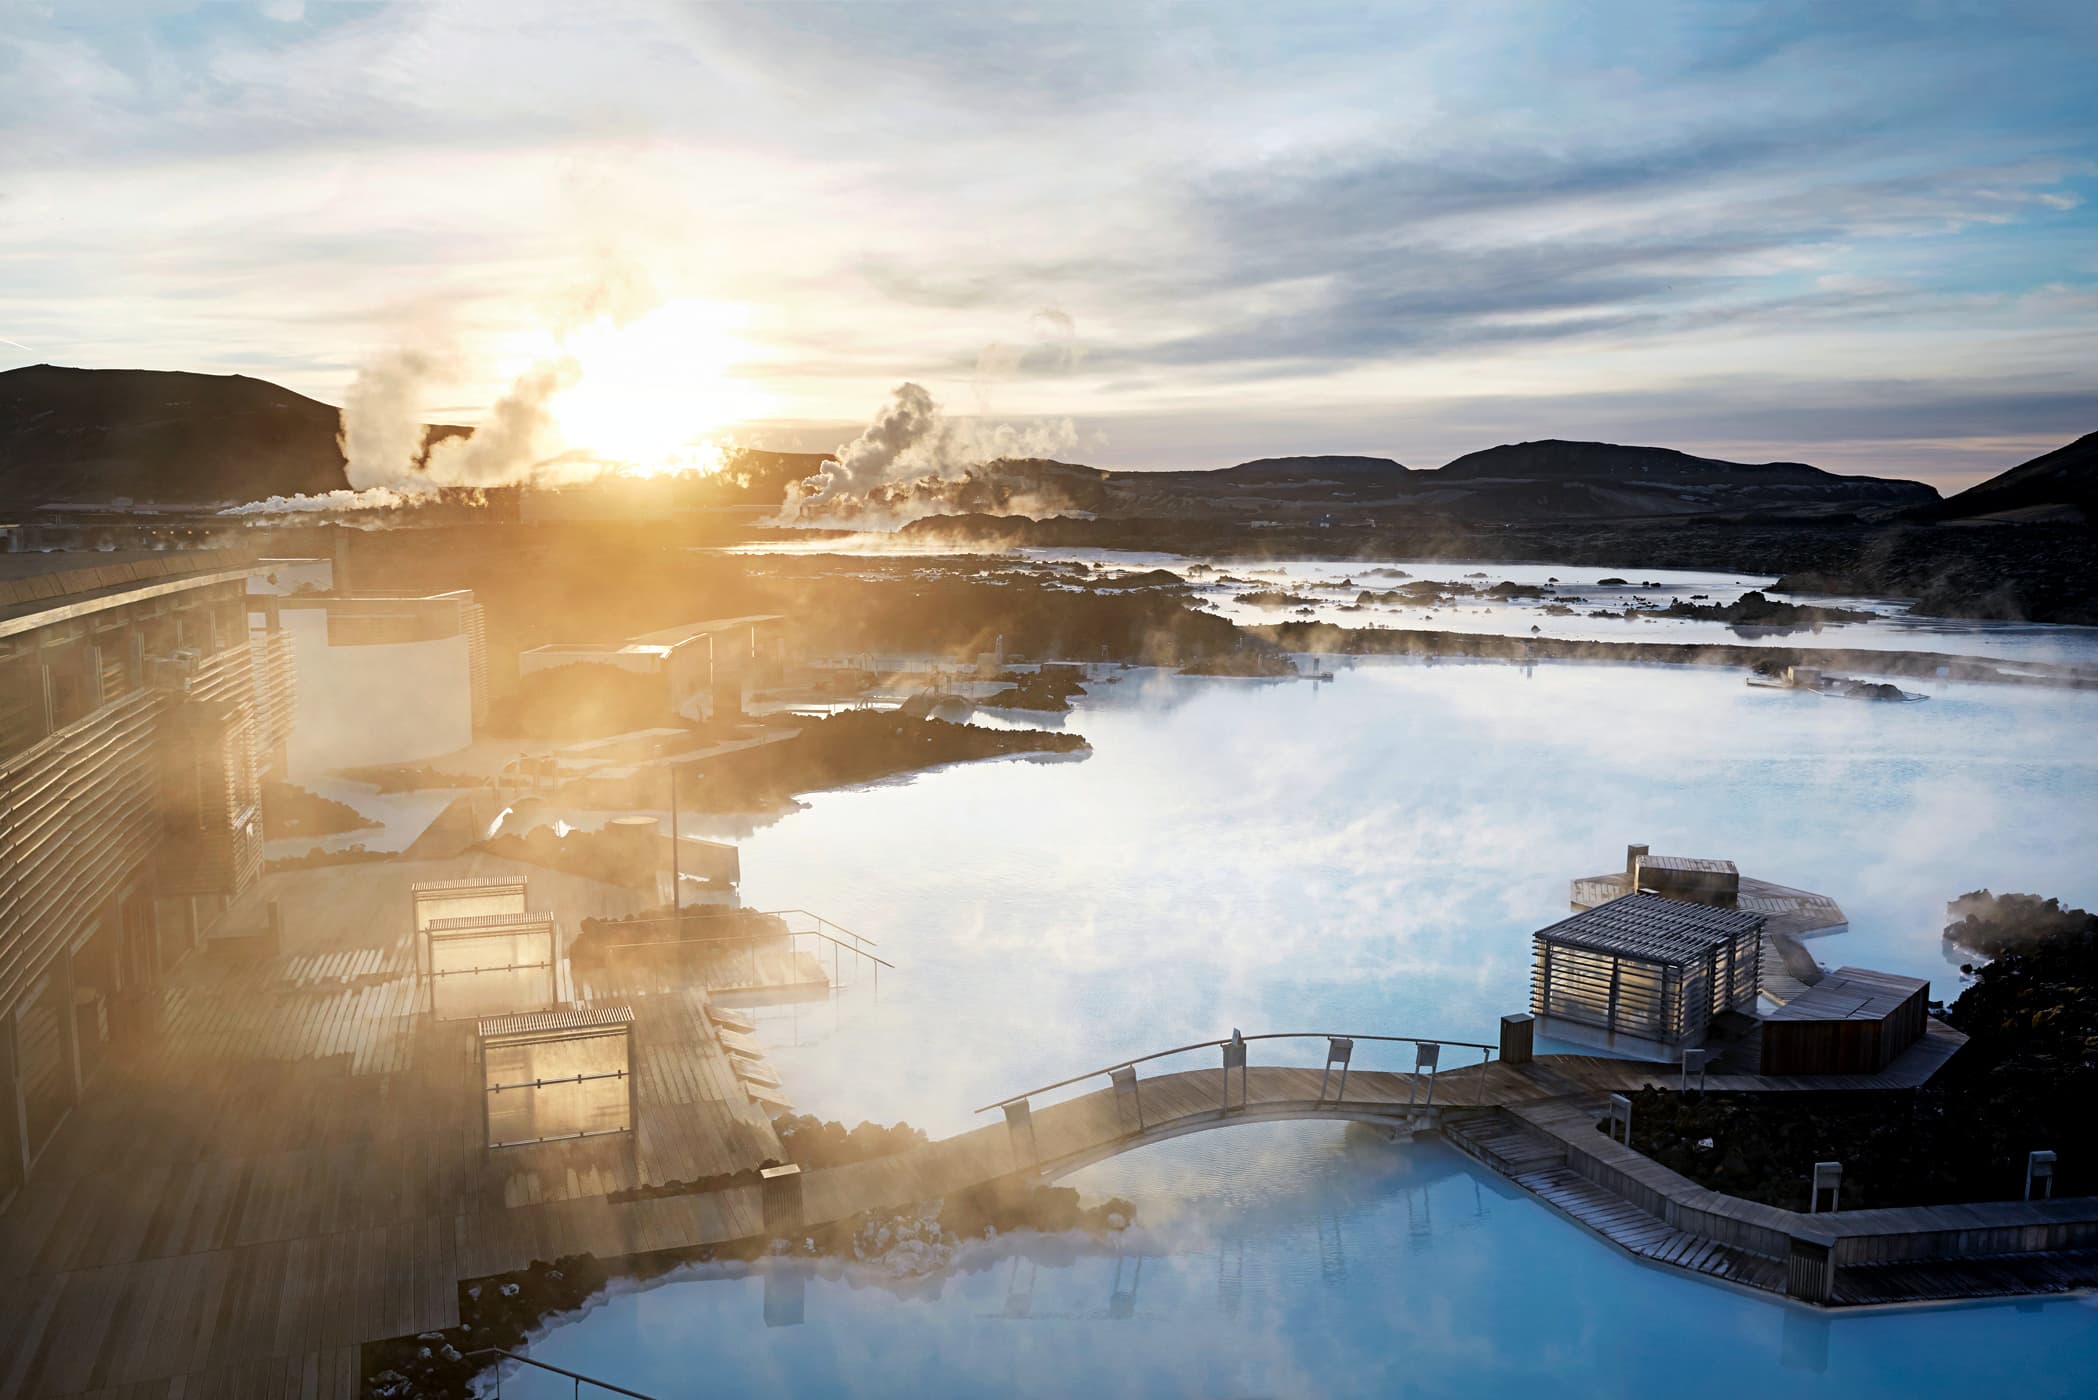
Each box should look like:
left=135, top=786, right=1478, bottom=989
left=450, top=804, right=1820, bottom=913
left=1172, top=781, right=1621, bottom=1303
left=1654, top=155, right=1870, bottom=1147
left=778, top=381, right=1079, bottom=527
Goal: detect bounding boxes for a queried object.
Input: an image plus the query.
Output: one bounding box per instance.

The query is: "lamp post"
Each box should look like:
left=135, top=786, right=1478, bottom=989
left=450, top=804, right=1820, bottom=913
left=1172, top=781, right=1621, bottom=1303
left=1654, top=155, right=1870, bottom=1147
left=667, top=760, right=682, bottom=919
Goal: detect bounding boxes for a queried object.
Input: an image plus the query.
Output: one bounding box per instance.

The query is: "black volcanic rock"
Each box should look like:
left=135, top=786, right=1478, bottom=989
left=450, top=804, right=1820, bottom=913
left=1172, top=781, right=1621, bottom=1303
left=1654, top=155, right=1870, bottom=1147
left=1922, top=430, right=2098, bottom=524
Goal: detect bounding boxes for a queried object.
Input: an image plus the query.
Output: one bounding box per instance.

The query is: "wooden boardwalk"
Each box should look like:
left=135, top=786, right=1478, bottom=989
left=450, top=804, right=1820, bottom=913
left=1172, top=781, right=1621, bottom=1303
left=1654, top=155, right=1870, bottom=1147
left=0, top=854, right=787, bottom=1399
left=0, top=887, right=2078, bottom=1400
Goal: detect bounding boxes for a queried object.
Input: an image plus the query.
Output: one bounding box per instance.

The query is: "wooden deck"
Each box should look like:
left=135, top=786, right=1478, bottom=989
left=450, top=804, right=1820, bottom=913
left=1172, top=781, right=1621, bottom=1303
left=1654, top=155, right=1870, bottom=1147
left=0, top=854, right=789, bottom=1399
left=778, top=1023, right=1975, bottom=1237
left=0, top=873, right=2076, bottom=1400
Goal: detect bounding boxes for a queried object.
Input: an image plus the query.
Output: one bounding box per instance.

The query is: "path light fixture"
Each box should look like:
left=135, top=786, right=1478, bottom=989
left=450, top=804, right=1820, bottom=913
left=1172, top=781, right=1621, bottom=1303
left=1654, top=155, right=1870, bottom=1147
left=1811, top=1161, right=1842, bottom=1213
left=2026, top=1150, right=2057, bottom=1201
left=1606, top=1092, right=1632, bottom=1145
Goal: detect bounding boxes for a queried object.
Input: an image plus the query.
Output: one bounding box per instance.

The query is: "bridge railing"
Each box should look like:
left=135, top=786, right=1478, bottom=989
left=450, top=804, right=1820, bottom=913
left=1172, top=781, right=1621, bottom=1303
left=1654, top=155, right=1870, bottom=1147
left=974, top=1031, right=1499, bottom=1120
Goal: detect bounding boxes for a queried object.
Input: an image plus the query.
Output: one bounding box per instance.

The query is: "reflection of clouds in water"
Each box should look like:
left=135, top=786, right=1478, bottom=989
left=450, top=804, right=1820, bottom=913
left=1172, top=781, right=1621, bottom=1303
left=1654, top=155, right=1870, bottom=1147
left=735, top=661, right=2098, bottom=1135
left=518, top=1128, right=2098, bottom=1398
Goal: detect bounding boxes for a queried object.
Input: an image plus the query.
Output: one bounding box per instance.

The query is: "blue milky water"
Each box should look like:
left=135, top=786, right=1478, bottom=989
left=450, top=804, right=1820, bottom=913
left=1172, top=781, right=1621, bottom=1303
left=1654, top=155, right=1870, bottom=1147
left=502, top=1126, right=2098, bottom=1399
left=495, top=654, right=2098, bottom=1397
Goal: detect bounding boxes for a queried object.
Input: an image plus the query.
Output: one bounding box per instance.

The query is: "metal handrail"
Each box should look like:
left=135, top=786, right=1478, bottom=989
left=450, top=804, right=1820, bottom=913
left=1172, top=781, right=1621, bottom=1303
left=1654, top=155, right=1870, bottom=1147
left=597, top=906, right=880, bottom=951
left=600, top=925, right=897, bottom=971
left=974, top=1031, right=1497, bottom=1113
left=471, top=1346, right=659, bottom=1398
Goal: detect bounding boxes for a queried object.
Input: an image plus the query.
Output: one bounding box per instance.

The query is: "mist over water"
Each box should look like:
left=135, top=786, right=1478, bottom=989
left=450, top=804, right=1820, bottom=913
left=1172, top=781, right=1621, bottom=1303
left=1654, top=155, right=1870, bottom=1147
left=492, top=632, right=2098, bottom=1396
left=718, top=659, right=2098, bottom=1135
left=510, top=1125, right=2098, bottom=1399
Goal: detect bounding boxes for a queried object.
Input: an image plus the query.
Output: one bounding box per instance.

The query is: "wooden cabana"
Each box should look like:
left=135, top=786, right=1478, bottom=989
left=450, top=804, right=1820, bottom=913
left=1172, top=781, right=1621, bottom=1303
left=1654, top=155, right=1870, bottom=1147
left=424, top=912, right=558, bottom=1021
left=477, top=1005, right=636, bottom=1151
left=1531, top=892, right=1765, bottom=1060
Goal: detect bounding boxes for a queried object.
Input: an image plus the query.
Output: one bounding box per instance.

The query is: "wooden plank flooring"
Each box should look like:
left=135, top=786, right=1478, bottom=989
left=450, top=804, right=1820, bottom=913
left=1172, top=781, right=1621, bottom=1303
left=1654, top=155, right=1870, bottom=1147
left=0, top=854, right=790, bottom=1399
left=0, top=856, right=2062, bottom=1400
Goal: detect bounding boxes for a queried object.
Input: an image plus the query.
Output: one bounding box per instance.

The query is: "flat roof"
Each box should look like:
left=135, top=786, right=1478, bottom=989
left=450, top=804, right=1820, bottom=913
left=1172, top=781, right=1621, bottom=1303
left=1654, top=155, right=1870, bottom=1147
left=1638, top=854, right=1738, bottom=876
left=275, top=588, right=474, bottom=607
left=0, top=554, right=254, bottom=639
left=1533, top=891, right=1765, bottom=965
left=1763, top=966, right=1928, bottom=1023
left=626, top=614, right=783, bottom=648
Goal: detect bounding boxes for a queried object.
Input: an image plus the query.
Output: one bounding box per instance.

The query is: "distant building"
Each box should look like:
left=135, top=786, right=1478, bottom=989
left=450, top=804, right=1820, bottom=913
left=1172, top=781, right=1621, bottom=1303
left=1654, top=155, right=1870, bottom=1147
left=0, top=551, right=293, bottom=1193
left=518, top=477, right=683, bottom=524
left=519, top=615, right=787, bottom=722
left=253, top=587, right=488, bottom=779
left=1571, top=843, right=1848, bottom=940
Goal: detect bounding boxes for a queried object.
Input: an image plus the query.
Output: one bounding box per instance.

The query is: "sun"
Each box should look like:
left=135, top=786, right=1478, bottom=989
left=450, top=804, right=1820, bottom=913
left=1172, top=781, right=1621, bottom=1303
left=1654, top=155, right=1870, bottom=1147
left=547, top=298, right=770, bottom=474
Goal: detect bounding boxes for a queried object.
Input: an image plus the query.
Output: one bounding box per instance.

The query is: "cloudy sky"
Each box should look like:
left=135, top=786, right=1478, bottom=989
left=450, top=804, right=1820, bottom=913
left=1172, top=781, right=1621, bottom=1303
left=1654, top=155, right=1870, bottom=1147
left=3, top=1, right=2095, bottom=489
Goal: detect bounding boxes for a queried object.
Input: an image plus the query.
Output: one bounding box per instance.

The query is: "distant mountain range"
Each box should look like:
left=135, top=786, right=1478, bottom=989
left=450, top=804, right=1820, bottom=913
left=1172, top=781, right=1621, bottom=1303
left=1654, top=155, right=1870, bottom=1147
left=1113, top=440, right=1938, bottom=523
left=1, top=364, right=2091, bottom=529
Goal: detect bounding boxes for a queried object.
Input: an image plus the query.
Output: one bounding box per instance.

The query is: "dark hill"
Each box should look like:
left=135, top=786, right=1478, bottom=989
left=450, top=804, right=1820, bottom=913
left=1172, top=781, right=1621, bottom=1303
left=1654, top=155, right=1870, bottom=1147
left=0, top=364, right=473, bottom=507
left=1924, top=431, right=2098, bottom=524
left=0, top=364, right=354, bottom=504
left=1208, top=455, right=1410, bottom=483
left=1435, top=438, right=1935, bottom=504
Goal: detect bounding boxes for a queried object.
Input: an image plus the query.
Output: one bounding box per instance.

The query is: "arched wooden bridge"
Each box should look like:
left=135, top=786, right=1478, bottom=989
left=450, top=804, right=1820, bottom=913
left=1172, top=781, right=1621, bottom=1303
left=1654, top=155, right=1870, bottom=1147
left=792, top=1030, right=1552, bottom=1225
left=787, top=1022, right=1967, bottom=1229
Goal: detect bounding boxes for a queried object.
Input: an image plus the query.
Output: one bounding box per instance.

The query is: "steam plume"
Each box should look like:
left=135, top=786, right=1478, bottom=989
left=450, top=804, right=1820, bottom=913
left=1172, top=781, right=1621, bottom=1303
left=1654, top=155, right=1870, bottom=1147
left=778, top=382, right=1078, bottom=527
left=419, top=359, right=576, bottom=487
left=340, top=349, right=437, bottom=489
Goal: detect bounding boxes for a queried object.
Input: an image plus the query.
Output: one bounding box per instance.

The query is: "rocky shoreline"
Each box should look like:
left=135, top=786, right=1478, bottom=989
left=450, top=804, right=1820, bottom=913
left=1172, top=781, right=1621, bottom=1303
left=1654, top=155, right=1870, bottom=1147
left=361, top=1178, right=1134, bottom=1400
left=898, top=515, right=2098, bottom=625
left=1254, top=620, right=2098, bottom=688
left=1621, top=892, right=2095, bottom=1211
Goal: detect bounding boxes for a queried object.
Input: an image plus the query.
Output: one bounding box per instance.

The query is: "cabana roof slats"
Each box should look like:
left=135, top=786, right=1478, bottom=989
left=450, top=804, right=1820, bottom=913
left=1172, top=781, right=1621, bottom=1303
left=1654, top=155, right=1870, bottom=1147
left=1532, top=892, right=1763, bottom=965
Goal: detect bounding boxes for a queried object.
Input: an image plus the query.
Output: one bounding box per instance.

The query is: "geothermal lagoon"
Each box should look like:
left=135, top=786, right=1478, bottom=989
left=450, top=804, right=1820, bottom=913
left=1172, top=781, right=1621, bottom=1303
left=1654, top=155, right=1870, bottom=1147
left=501, top=639, right=2098, bottom=1396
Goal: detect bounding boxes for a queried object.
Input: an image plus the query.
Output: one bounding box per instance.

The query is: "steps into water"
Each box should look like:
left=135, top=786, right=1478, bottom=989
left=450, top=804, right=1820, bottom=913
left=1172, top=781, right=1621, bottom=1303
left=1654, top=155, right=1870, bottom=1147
left=1442, top=1108, right=1779, bottom=1290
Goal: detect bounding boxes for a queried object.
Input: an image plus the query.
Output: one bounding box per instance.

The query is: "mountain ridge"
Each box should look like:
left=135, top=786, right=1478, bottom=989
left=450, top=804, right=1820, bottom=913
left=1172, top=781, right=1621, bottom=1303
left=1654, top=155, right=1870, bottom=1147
left=13, top=365, right=2090, bottom=525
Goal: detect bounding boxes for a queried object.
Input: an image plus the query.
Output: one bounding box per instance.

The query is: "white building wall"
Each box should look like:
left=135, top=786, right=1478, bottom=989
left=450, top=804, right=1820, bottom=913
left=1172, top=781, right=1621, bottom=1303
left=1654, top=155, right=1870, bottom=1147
left=280, top=609, right=474, bottom=779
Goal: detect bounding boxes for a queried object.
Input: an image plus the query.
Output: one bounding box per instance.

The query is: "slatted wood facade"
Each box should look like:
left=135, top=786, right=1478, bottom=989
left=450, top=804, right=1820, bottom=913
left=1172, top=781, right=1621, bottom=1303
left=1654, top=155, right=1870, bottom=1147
left=0, top=564, right=288, bottom=1197
left=1759, top=966, right=1931, bottom=1075
left=1531, top=893, right=1763, bottom=1057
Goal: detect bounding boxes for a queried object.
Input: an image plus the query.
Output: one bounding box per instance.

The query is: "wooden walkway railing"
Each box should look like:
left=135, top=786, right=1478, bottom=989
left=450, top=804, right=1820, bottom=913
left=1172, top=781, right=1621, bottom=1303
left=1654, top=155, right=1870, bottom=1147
left=975, top=1030, right=1498, bottom=1114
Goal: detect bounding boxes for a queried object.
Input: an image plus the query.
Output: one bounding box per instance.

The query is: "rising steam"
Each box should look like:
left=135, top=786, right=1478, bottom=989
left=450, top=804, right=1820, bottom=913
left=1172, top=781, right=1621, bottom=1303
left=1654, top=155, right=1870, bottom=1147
left=223, top=293, right=748, bottom=515
left=778, top=382, right=1078, bottom=527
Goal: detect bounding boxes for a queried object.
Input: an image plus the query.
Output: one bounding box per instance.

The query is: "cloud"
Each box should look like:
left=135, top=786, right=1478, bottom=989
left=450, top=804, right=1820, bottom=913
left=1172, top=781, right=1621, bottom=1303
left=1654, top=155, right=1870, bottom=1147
left=1, top=1, right=2093, bottom=483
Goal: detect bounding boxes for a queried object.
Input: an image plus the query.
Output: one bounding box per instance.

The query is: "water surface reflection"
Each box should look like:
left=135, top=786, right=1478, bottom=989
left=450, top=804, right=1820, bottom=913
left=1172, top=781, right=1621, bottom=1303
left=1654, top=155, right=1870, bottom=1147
left=508, top=1127, right=2098, bottom=1399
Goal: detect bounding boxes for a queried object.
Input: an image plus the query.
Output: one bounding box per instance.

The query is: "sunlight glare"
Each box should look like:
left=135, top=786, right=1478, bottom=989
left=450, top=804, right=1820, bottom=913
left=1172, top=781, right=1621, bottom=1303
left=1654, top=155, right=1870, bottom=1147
left=547, top=298, right=769, bottom=476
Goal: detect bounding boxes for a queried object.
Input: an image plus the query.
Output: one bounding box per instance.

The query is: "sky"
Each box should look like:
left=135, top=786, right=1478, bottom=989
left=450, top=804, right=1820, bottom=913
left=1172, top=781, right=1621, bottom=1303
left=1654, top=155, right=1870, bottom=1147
left=2, top=1, right=2096, bottom=492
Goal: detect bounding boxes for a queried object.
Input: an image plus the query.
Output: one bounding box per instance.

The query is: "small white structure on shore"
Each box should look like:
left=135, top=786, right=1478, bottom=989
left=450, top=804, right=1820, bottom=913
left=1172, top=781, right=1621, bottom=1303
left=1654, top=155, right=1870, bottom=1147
left=519, top=614, right=787, bottom=721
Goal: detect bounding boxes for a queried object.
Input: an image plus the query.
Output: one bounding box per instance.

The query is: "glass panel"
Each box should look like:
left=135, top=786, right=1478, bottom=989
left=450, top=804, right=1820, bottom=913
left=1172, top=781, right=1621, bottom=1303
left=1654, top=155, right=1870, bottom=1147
left=483, top=1030, right=631, bottom=1146
left=432, top=965, right=553, bottom=1021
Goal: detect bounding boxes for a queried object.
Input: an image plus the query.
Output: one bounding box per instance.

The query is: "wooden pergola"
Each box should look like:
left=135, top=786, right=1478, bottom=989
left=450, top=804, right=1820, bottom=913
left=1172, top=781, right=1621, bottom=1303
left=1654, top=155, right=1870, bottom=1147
left=1531, top=892, right=1765, bottom=1059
